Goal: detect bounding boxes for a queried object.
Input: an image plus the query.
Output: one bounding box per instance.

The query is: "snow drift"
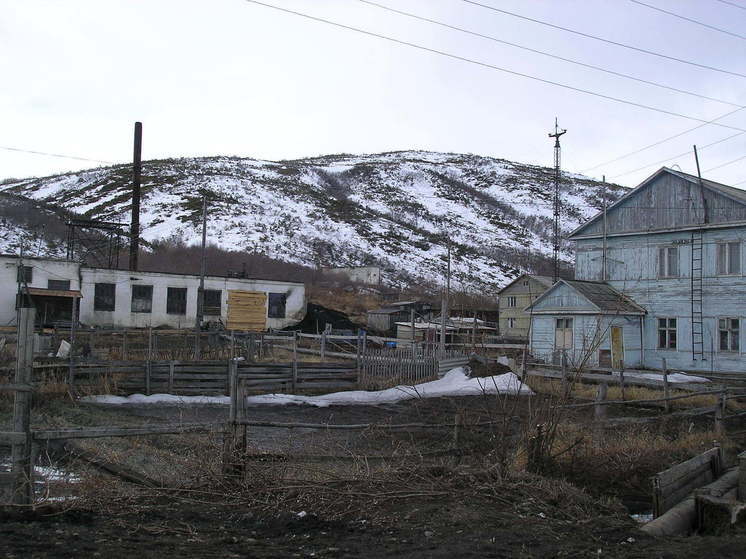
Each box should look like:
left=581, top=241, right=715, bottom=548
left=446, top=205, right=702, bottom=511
left=82, top=367, right=534, bottom=408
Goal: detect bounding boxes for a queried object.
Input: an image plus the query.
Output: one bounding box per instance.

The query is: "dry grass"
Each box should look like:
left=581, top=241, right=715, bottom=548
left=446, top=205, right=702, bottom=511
left=526, top=376, right=745, bottom=411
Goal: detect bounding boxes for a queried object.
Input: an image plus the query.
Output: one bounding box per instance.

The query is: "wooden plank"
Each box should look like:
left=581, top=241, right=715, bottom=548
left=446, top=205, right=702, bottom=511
left=655, top=448, right=721, bottom=490
left=0, top=432, right=27, bottom=445
left=34, top=422, right=224, bottom=441
left=227, top=290, right=267, bottom=332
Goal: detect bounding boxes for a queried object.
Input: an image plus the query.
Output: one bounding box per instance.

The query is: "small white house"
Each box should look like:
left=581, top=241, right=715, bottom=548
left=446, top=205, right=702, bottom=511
left=1, top=255, right=306, bottom=330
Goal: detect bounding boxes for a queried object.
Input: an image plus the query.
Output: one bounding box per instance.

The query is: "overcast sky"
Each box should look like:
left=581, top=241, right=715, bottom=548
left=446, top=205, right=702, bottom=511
left=1, top=0, right=745, bottom=188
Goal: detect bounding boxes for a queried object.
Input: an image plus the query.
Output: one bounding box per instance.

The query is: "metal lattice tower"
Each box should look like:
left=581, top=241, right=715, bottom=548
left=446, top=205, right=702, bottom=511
left=548, top=118, right=567, bottom=283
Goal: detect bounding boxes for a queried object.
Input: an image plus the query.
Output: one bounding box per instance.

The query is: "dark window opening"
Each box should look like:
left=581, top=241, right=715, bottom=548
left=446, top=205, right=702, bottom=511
left=17, top=266, right=33, bottom=284
left=131, top=285, right=153, bottom=313
left=268, top=292, right=287, bottom=318
left=48, top=279, right=71, bottom=291
left=203, top=289, right=221, bottom=316
left=94, top=283, right=116, bottom=311
left=719, top=318, right=739, bottom=352
left=657, top=317, right=677, bottom=349
left=167, top=287, right=187, bottom=315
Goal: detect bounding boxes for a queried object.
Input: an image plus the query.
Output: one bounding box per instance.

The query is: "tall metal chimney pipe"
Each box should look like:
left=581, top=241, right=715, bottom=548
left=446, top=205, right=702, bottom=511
left=129, top=121, right=142, bottom=271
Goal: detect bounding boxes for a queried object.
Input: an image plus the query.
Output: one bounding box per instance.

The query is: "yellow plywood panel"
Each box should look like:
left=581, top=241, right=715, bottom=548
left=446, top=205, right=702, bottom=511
left=227, top=290, right=267, bottom=331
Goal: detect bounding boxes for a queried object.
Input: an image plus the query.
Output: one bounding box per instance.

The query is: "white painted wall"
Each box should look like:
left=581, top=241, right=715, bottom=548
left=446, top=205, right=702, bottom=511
left=0, top=256, right=306, bottom=330
left=79, top=268, right=305, bottom=329
left=325, top=266, right=382, bottom=285
left=0, top=256, right=81, bottom=326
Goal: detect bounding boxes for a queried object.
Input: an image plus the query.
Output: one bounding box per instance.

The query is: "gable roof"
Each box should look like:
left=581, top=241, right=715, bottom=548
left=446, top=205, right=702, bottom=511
left=569, top=167, right=746, bottom=239
left=497, top=273, right=554, bottom=295
left=527, top=279, right=646, bottom=315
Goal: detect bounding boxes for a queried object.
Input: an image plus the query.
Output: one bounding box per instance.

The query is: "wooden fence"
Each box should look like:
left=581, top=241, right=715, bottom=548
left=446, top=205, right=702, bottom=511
left=652, top=447, right=724, bottom=517
left=68, top=360, right=357, bottom=395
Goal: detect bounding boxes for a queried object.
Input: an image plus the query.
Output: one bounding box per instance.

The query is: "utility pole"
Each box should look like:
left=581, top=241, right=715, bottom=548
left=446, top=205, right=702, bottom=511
left=693, top=145, right=708, bottom=224
left=129, top=121, right=143, bottom=271
left=439, top=239, right=451, bottom=356
left=601, top=175, right=608, bottom=282
left=548, top=118, right=567, bottom=284
left=195, top=193, right=208, bottom=357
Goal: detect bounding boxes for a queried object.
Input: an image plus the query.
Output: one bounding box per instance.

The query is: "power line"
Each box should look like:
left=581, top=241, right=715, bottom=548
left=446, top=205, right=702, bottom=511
left=357, top=0, right=743, bottom=107
left=243, top=1, right=746, bottom=132
left=715, top=0, right=746, bottom=12
left=704, top=153, right=746, bottom=172
left=628, top=0, right=746, bottom=40
left=580, top=106, right=746, bottom=173
left=0, top=146, right=116, bottom=165
left=460, top=0, right=746, bottom=79
left=609, top=132, right=745, bottom=179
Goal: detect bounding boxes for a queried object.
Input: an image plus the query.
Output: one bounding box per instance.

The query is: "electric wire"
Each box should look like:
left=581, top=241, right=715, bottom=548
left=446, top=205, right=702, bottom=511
left=628, top=0, right=746, bottom=40
left=243, top=0, right=746, bottom=132
left=609, top=132, right=745, bottom=179
left=715, top=0, right=746, bottom=12
left=357, top=0, right=743, bottom=107
left=1, top=146, right=116, bottom=165
left=460, top=0, right=746, bottom=79
left=704, top=153, right=746, bottom=172
left=580, top=106, right=746, bottom=173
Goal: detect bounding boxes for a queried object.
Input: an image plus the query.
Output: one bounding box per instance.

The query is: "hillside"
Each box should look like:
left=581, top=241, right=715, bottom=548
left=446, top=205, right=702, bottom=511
left=0, top=151, right=626, bottom=291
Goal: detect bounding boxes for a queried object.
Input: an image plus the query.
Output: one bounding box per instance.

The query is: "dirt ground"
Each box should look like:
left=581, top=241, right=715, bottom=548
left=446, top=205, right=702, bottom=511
left=3, top=391, right=746, bottom=558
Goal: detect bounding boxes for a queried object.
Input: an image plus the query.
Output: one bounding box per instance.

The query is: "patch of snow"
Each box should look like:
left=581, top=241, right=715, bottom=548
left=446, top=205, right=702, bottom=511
left=81, top=368, right=533, bottom=407
left=614, top=371, right=711, bottom=384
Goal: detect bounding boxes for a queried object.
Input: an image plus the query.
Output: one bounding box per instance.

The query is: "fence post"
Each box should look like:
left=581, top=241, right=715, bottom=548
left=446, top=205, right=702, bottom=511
left=169, top=361, right=175, bottom=393
left=356, top=330, right=362, bottom=379
left=619, top=364, right=626, bottom=401
left=11, top=306, right=35, bottom=505
left=714, top=392, right=725, bottom=437
left=292, top=331, right=298, bottom=392
left=320, top=331, right=326, bottom=362
left=662, top=358, right=670, bottom=413
left=145, top=361, right=151, bottom=396
left=593, top=382, right=608, bottom=448
left=122, top=330, right=127, bottom=360
left=561, top=350, right=568, bottom=393
left=68, top=295, right=78, bottom=389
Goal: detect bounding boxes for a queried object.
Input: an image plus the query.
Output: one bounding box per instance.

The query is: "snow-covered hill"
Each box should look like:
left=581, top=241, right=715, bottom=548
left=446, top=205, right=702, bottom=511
left=0, top=151, right=626, bottom=290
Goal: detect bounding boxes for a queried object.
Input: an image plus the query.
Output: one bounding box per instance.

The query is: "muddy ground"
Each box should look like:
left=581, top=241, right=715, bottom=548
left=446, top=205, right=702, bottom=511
left=2, top=393, right=746, bottom=557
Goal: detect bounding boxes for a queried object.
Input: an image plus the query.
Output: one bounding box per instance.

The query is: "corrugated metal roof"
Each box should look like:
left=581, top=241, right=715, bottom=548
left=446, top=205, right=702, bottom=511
left=563, top=280, right=645, bottom=314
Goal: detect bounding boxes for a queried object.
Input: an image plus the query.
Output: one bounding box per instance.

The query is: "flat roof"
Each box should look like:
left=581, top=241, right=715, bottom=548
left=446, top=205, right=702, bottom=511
left=81, top=266, right=305, bottom=286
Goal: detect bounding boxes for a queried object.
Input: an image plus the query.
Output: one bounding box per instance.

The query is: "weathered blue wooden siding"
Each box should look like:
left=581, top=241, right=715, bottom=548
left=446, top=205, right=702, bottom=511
left=575, top=224, right=746, bottom=373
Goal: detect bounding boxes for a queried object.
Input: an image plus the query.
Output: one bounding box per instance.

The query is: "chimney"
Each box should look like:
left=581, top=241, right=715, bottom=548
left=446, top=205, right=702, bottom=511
left=129, top=121, right=142, bottom=271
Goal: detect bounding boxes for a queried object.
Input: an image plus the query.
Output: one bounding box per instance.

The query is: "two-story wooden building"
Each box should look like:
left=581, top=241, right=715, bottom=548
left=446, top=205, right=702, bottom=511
left=497, top=274, right=553, bottom=339
left=528, top=167, right=746, bottom=373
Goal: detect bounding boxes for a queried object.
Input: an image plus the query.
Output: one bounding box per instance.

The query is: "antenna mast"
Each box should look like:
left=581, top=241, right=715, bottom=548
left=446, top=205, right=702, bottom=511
left=548, top=118, right=567, bottom=283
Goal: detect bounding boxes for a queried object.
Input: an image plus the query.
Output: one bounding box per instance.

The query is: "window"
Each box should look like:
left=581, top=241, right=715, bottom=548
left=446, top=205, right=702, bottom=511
left=131, top=285, right=153, bottom=313
left=716, top=242, right=740, bottom=275
left=203, top=289, right=221, bottom=316
left=506, top=296, right=517, bottom=308
left=17, top=266, right=32, bottom=284
left=48, top=279, right=70, bottom=291
left=658, top=318, right=677, bottom=349
left=507, top=317, right=516, bottom=329
left=658, top=246, right=679, bottom=278
left=719, top=318, right=739, bottom=352
left=555, top=318, right=573, bottom=349
left=167, top=287, right=187, bottom=315
left=94, top=283, right=116, bottom=311
left=268, top=292, right=287, bottom=318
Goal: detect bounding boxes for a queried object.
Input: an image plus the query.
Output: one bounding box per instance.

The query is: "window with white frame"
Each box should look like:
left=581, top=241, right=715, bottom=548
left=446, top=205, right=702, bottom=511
left=658, top=246, right=679, bottom=278
left=555, top=318, right=573, bottom=349
left=507, top=317, right=516, bottom=329
left=719, top=318, right=739, bottom=352
left=506, top=296, right=517, bottom=308
left=716, top=242, right=741, bottom=275
left=657, top=318, right=677, bottom=349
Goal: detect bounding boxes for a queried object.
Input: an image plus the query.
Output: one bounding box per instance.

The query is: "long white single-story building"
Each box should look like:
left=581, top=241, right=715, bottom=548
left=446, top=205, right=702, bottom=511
left=1, top=255, right=305, bottom=330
